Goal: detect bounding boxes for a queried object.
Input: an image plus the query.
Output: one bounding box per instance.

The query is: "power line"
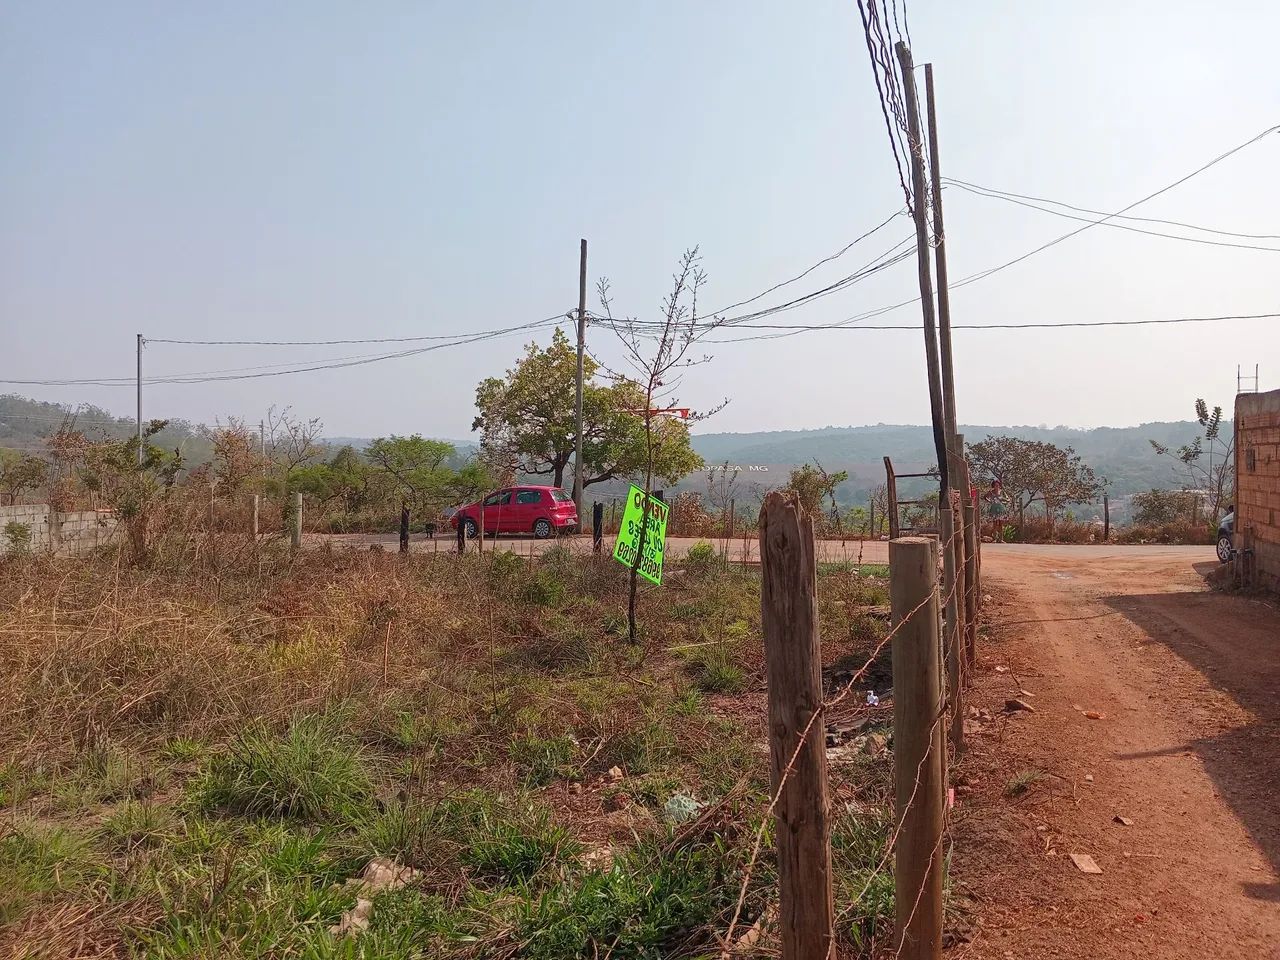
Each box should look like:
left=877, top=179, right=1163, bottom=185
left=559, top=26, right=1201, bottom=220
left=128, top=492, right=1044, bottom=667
left=948, top=122, right=1280, bottom=290
left=0, top=323, right=563, bottom=388
left=942, top=177, right=1280, bottom=241
left=701, top=310, right=1280, bottom=340
left=945, top=179, right=1280, bottom=253
left=720, top=122, right=1280, bottom=342
left=696, top=207, right=907, bottom=317
left=145, top=316, right=564, bottom=347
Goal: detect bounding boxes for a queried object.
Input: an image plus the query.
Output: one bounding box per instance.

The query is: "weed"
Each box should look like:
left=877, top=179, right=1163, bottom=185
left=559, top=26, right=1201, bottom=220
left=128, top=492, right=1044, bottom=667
left=0, top=823, right=101, bottom=924
left=685, top=644, right=747, bottom=694
left=192, top=713, right=372, bottom=821
left=1004, top=768, right=1045, bottom=797
left=99, top=799, right=175, bottom=852
left=515, top=829, right=762, bottom=960
left=462, top=805, right=579, bottom=886
left=510, top=734, right=575, bottom=787
left=831, top=806, right=895, bottom=949
left=161, top=736, right=205, bottom=764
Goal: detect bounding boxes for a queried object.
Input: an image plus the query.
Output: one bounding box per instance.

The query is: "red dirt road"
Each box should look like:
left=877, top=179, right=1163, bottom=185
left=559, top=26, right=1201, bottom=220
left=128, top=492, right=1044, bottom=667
left=953, top=548, right=1280, bottom=958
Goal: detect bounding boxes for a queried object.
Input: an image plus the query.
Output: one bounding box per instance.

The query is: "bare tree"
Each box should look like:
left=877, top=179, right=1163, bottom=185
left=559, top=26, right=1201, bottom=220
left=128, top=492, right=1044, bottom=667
left=596, top=248, right=727, bottom=646
left=265, top=406, right=324, bottom=472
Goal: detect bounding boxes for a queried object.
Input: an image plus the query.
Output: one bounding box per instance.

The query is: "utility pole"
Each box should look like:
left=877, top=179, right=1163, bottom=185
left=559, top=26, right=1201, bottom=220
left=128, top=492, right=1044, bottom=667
left=924, top=62, right=964, bottom=750
left=136, top=334, right=144, bottom=466
left=896, top=42, right=959, bottom=751
left=573, top=239, right=588, bottom=521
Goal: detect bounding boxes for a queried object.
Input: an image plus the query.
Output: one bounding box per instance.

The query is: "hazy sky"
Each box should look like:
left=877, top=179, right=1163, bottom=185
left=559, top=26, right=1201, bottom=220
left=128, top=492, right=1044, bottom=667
left=3, top=1, right=1278, bottom=439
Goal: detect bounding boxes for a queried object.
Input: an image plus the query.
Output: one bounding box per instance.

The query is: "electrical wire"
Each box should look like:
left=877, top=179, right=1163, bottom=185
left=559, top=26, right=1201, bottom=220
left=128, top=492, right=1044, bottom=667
left=145, top=316, right=565, bottom=346
left=708, top=122, right=1280, bottom=342
left=694, top=207, right=907, bottom=317
left=945, top=179, right=1280, bottom=253
left=700, top=310, right=1280, bottom=340
left=942, top=177, right=1280, bottom=241
left=0, top=323, right=562, bottom=388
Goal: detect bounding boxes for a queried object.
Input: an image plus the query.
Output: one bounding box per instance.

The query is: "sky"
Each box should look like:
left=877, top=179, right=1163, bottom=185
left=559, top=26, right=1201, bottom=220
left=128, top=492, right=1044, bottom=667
left=2, top=1, right=1278, bottom=440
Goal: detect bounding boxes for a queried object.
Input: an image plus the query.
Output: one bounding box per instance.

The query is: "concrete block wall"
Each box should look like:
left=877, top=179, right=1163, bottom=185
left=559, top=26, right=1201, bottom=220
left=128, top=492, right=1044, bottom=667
left=0, top=504, right=52, bottom=555
left=1235, top=389, right=1280, bottom=592
left=0, top=504, right=118, bottom=557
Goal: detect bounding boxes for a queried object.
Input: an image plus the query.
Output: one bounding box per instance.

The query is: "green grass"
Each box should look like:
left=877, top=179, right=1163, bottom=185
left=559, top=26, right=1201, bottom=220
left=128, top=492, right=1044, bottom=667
left=0, top=823, right=103, bottom=924
left=514, top=829, right=764, bottom=960
left=192, top=713, right=373, bottom=821
left=831, top=807, right=896, bottom=949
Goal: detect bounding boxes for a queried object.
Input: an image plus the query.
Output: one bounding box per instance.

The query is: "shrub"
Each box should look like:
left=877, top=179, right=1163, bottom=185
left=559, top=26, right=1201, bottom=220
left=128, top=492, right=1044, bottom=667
left=192, top=713, right=372, bottom=821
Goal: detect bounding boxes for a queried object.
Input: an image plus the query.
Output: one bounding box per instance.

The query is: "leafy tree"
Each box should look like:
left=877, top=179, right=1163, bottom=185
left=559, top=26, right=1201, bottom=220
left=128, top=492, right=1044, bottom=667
left=473, top=328, right=702, bottom=491
left=785, top=462, right=849, bottom=531
left=364, top=435, right=489, bottom=517
left=1150, top=399, right=1233, bottom=520
left=0, top=449, right=48, bottom=505
left=1131, top=488, right=1200, bottom=527
left=967, top=436, right=1101, bottom=528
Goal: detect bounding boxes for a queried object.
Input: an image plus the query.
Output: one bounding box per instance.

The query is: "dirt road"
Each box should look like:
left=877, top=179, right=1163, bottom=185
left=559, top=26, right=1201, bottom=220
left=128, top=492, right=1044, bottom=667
left=954, top=547, right=1280, bottom=958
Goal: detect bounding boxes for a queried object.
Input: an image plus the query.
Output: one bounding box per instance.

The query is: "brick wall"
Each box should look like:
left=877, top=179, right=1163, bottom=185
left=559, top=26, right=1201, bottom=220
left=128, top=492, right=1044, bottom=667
left=0, top=504, right=118, bottom=558
left=1235, top=389, right=1280, bottom=592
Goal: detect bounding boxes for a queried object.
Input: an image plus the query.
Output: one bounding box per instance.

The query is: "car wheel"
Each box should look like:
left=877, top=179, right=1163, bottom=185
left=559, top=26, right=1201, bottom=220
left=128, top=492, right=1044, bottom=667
left=463, top=518, right=479, bottom=539
left=1216, top=534, right=1232, bottom=563
left=533, top=519, right=552, bottom=539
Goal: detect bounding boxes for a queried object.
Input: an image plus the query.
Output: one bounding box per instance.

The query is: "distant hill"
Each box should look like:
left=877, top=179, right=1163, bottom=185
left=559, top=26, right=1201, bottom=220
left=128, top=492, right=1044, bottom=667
left=683, top=421, right=1214, bottom=503
left=2, top=393, right=1212, bottom=510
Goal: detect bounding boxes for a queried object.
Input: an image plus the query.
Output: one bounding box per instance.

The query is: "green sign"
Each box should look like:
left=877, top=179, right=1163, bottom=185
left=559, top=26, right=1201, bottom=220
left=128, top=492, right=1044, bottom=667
left=613, top=485, right=670, bottom=585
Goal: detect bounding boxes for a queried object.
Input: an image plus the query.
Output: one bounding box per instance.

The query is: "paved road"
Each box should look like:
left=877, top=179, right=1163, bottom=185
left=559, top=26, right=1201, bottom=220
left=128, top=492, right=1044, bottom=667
left=955, top=546, right=1279, bottom=957
left=311, top=531, right=1216, bottom=567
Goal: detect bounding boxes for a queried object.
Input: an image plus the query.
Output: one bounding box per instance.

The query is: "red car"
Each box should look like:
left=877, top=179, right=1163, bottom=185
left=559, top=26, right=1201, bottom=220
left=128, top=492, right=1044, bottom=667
left=450, top=485, right=578, bottom=539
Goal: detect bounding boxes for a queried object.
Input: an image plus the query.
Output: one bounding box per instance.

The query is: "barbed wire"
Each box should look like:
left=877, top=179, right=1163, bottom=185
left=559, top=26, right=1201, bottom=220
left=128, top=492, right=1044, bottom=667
left=722, top=526, right=965, bottom=954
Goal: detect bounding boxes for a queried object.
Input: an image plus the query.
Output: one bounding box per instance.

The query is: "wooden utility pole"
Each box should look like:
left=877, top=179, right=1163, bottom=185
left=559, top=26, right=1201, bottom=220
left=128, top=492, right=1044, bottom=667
left=890, top=536, right=945, bottom=960
left=897, top=43, right=960, bottom=751
left=926, top=64, right=964, bottom=744
left=962, top=500, right=978, bottom=670
left=136, top=334, right=144, bottom=466
left=894, top=43, right=949, bottom=503
left=759, top=491, right=834, bottom=960
left=573, top=239, right=588, bottom=519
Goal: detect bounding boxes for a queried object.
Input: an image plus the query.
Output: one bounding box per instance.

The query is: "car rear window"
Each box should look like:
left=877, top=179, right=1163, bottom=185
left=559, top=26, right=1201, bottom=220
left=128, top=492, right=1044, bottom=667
left=551, top=489, right=572, bottom=502
left=516, top=490, right=542, bottom=505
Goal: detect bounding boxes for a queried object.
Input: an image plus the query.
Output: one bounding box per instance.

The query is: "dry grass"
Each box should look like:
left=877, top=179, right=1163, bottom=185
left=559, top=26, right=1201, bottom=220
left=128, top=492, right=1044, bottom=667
left=0, top=538, right=897, bottom=957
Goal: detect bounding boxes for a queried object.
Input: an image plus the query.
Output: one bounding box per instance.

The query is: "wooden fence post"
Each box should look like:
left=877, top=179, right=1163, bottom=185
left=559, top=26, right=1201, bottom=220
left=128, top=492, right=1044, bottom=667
left=889, top=536, right=944, bottom=960
left=759, top=491, right=834, bottom=960
left=291, top=493, right=303, bottom=549
left=962, top=501, right=978, bottom=671
left=399, top=503, right=410, bottom=554
left=251, top=494, right=259, bottom=539
left=592, top=502, right=604, bottom=554
left=1103, top=492, right=1110, bottom=542
left=884, top=456, right=900, bottom=540
left=456, top=515, right=465, bottom=554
